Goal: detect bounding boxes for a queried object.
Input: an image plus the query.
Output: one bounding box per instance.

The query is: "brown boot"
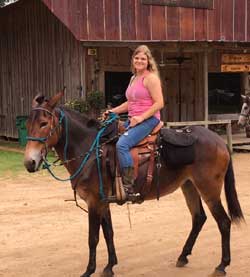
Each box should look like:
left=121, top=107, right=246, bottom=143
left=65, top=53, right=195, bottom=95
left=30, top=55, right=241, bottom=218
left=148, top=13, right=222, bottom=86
left=122, top=167, right=141, bottom=202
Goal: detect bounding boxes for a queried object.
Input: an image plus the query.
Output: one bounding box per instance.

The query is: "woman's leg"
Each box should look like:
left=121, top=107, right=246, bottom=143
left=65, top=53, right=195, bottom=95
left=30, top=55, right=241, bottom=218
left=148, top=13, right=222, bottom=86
left=116, top=116, right=159, bottom=169
left=116, top=116, right=159, bottom=199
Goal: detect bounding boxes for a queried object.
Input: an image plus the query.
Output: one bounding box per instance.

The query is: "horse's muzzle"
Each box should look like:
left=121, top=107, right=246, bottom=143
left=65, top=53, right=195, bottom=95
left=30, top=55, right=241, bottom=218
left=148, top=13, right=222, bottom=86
left=24, top=148, right=43, bottom=172
left=24, top=159, right=37, bottom=172
left=237, top=118, right=246, bottom=127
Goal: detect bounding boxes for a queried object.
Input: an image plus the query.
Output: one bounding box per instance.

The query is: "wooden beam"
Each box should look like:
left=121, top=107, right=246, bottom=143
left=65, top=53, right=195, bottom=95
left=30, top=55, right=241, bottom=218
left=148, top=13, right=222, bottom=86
left=141, top=0, right=214, bottom=9
left=204, top=51, right=208, bottom=127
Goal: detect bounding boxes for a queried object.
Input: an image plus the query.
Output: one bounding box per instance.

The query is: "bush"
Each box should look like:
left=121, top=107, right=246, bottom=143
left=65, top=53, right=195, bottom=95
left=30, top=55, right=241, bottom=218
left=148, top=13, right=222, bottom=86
left=65, top=91, right=105, bottom=118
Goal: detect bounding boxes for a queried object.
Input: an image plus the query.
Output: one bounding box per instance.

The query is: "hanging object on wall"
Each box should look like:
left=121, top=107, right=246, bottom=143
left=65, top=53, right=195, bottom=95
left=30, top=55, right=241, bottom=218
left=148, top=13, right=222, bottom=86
left=88, top=48, right=97, bottom=56
left=159, top=50, right=166, bottom=67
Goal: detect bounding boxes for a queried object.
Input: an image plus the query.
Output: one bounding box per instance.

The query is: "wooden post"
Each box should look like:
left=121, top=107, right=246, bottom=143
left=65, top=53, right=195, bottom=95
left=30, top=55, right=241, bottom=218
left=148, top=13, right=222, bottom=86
left=80, top=45, right=86, bottom=99
left=226, top=122, right=233, bottom=154
left=204, top=51, right=208, bottom=127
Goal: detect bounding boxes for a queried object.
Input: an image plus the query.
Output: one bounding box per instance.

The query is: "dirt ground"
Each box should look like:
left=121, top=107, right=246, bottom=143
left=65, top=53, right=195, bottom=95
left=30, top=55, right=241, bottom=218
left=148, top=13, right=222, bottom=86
left=0, top=153, right=250, bottom=277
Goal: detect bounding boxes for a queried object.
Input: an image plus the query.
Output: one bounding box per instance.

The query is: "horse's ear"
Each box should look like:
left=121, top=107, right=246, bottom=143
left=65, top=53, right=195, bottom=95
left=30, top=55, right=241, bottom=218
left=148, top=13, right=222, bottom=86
left=32, top=94, right=46, bottom=108
left=48, top=91, right=64, bottom=108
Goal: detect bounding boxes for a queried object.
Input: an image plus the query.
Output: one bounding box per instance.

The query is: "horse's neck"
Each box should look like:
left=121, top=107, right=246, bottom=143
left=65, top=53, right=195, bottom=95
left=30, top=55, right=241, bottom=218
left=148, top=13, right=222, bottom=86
left=54, top=109, right=97, bottom=164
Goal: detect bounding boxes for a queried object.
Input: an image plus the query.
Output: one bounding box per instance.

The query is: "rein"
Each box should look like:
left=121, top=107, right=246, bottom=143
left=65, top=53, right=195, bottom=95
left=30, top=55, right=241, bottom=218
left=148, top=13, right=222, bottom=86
left=27, top=108, right=118, bottom=199
left=240, top=113, right=249, bottom=119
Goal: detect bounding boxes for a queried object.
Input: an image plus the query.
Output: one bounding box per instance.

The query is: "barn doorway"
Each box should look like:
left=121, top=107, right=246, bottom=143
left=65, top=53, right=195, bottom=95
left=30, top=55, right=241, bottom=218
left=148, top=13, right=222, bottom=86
left=105, top=72, right=132, bottom=108
left=208, top=73, right=241, bottom=114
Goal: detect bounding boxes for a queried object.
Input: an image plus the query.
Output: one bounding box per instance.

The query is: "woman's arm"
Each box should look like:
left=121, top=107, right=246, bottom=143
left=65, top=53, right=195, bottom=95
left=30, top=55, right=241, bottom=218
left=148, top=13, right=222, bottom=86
left=130, top=73, right=164, bottom=127
left=109, top=101, right=128, bottom=114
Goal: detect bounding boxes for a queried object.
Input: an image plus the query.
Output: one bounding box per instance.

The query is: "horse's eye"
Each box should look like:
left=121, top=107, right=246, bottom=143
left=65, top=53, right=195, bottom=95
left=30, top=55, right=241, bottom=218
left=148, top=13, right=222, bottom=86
left=244, top=106, right=248, bottom=110
left=40, top=122, right=48, bottom=128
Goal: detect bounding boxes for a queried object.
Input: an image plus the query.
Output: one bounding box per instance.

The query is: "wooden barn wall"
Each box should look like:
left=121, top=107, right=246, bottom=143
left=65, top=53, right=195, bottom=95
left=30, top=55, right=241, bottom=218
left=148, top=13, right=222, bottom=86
left=42, top=0, right=249, bottom=42
left=0, top=0, right=84, bottom=138
left=90, top=47, right=204, bottom=122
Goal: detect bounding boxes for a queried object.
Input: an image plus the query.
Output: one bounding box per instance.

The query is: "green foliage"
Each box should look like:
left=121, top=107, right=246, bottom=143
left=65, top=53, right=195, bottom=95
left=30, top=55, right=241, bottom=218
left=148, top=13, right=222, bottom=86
left=0, top=0, right=16, bottom=8
left=65, top=98, right=89, bottom=113
left=0, top=0, right=5, bottom=7
left=65, top=91, right=105, bottom=118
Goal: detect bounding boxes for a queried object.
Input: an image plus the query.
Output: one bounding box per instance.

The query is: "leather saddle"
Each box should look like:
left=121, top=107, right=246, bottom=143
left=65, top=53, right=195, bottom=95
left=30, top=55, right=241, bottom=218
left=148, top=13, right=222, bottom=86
left=105, top=121, right=164, bottom=204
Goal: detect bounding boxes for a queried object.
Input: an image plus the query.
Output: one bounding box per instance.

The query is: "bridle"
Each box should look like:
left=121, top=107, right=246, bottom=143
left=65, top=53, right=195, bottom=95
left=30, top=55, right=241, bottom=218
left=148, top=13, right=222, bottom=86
left=26, top=108, right=119, bottom=201
left=26, top=107, right=64, bottom=144
left=240, top=102, right=250, bottom=122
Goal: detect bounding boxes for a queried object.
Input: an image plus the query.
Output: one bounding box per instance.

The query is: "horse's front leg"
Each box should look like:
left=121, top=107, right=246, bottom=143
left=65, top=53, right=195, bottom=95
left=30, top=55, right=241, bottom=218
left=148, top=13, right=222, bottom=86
left=101, top=207, right=118, bottom=277
left=81, top=207, right=101, bottom=277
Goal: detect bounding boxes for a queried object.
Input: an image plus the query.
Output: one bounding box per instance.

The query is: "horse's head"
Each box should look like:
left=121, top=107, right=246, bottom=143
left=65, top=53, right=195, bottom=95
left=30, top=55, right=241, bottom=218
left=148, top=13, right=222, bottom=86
left=238, top=95, right=250, bottom=127
left=24, top=92, right=64, bottom=172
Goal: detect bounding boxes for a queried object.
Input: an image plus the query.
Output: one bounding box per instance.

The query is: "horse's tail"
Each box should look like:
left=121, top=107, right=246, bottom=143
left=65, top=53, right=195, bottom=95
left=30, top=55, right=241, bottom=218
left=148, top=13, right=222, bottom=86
left=224, top=156, right=244, bottom=223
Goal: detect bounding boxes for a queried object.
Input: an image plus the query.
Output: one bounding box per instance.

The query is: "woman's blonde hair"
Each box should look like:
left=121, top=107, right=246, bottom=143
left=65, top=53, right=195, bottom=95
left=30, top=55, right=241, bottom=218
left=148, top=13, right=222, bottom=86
left=131, top=45, right=159, bottom=76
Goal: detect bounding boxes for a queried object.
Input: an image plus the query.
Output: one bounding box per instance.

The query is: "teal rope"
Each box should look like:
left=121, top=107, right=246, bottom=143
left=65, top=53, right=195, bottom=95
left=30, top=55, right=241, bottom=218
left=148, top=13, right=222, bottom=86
left=42, top=112, right=118, bottom=199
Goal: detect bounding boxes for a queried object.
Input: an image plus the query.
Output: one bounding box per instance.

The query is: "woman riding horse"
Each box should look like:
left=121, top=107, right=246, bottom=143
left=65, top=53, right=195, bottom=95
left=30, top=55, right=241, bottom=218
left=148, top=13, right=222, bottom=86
left=24, top=92, right=244, bottom=277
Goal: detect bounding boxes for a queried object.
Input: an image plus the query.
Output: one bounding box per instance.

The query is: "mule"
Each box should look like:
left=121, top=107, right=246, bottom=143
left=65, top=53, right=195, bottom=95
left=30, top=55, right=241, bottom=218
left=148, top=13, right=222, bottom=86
left=24, top=92, right=244, bottom=277
left=238, top=94, right=250, bottom=127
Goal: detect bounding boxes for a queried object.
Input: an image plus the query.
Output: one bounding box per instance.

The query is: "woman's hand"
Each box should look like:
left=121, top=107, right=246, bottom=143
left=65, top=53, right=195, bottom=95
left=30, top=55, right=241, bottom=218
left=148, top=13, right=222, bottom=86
left=130, top=115, right=144, bottom=127
left=102, top=110, right=112, bottom=120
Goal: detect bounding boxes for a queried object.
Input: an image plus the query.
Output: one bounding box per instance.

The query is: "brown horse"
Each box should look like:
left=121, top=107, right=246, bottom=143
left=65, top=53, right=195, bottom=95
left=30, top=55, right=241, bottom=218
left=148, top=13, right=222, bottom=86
left=24, top=92, right=244, bottom=277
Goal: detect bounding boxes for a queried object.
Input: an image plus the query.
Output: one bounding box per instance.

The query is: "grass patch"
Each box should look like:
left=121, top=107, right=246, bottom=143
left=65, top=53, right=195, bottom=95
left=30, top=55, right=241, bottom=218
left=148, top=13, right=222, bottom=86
left=0, top=139, right=72, bottom=178
left=0, top=150, right=25, bottom=175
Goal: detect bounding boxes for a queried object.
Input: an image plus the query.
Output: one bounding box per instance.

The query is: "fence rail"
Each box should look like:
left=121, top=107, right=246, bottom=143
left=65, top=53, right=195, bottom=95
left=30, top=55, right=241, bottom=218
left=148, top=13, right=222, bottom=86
left=165, top=120, right=232, bottom=153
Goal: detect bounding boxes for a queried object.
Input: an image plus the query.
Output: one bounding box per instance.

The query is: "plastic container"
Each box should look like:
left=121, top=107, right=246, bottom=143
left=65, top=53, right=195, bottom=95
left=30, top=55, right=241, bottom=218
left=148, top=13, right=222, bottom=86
left=16, top=116, right=28, bottom=146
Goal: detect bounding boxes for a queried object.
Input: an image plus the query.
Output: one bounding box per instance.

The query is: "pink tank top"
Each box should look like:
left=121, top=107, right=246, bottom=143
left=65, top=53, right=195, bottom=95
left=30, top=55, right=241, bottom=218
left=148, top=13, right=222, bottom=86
left=125, top=75, right=161, bottom=120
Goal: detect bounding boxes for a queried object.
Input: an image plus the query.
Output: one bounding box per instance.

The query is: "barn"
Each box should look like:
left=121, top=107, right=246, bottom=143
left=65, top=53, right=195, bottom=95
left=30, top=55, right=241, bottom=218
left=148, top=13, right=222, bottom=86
left=1, top=0, right=250, bottom=138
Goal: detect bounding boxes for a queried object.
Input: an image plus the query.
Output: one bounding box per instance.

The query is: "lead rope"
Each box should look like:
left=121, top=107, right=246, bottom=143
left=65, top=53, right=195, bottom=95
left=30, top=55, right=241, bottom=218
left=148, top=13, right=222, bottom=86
left=42, top=112, right=119, bottom=200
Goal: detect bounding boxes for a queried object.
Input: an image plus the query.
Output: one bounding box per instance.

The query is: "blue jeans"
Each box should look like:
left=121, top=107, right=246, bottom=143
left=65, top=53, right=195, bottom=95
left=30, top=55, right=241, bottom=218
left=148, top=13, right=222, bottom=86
left=116, top=116, right=160, bottom=169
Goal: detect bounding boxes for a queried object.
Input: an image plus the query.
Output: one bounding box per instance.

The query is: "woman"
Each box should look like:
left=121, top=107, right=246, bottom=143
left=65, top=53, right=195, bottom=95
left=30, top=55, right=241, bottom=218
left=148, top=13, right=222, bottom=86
left=104, top=45, right=164, bottom=201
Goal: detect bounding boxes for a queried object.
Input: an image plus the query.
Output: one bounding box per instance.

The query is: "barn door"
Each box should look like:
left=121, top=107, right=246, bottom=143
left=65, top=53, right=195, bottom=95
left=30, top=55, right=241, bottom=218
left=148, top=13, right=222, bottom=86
left=161, top=61, right=195, bottom=122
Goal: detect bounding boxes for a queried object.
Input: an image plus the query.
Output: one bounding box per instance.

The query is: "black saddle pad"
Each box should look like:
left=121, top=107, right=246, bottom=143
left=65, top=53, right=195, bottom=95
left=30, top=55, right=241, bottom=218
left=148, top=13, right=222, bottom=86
left=160, top=127, right=198, bottom=166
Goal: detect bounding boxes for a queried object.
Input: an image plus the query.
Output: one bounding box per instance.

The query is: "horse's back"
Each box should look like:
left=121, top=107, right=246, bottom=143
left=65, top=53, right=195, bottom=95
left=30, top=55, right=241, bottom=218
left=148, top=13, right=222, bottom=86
left=192, top=125, right=229, bottom=155
left=190, top=126, right=230, bottom=190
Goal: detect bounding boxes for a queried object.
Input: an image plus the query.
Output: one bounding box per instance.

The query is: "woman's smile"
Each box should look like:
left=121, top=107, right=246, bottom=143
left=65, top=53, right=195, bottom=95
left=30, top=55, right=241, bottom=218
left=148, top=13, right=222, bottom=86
left=133, top=52, right=148, bottom=73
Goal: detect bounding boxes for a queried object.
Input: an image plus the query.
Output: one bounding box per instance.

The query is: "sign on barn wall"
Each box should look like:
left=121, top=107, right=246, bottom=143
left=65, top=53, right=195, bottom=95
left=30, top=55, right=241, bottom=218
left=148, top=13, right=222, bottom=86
left=221, top=64, right=250, bottom=72
left=222, top=54, right=250, bottom=64
left=221, top=54, right=250, bottom=72
left=141, top=0, right=214, bottom=9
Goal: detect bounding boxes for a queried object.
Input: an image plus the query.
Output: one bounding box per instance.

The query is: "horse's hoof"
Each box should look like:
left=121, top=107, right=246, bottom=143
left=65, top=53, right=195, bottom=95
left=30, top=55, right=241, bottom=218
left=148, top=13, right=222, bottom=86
left=209, top=269, right=226, bottom=277
left=101, top=266, right=114, bottom=277
left=176, top=257, right=188, bottom=267
left=80, top=271, right=92, bottom=277
left=101, top=270, right=114, bottom=277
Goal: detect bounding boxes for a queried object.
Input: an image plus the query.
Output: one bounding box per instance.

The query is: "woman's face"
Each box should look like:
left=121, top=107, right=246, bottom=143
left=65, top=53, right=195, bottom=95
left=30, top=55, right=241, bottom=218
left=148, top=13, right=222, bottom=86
left=133, top=52, right=148, bottom=73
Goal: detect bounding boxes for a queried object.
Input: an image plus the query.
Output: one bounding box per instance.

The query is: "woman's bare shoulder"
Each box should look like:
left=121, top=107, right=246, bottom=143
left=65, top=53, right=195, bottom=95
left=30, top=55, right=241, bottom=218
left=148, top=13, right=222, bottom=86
left=144, top=72, right=160, bottom=84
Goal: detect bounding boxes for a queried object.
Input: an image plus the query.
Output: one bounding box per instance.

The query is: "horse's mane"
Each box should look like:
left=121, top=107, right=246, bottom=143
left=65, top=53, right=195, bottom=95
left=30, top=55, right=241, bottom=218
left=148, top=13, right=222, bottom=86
left=58, top=105, right=100, bottom=130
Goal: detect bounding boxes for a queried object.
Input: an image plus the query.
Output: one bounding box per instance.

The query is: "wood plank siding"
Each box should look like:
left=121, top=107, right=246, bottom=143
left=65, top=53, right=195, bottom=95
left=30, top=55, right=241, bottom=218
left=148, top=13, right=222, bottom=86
left=1, top=0, right=250, bottom=138
left=42, top=0, right=250, bottom=42
left=0, top=0, right=84, bottom=138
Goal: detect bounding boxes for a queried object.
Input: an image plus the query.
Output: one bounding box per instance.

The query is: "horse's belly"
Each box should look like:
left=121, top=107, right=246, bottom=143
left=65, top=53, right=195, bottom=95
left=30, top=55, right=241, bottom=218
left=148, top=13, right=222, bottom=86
left=145, top=167, right=189, bottom=200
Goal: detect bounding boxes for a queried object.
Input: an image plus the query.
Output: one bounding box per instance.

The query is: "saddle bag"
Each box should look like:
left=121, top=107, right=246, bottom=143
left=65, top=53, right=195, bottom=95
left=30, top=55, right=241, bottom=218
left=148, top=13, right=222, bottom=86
left=160, top=127, right=197, bottom=167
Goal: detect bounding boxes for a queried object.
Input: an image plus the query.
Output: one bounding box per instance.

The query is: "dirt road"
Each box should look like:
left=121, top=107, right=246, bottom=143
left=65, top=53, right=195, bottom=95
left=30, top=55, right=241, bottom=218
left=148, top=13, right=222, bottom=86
left=0, top=153, right=250, bottom=277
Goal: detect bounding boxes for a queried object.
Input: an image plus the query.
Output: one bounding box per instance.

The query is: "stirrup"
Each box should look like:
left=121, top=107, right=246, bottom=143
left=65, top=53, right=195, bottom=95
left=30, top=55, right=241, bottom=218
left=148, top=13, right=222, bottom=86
left=126, top=192, right=143, bottom=204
